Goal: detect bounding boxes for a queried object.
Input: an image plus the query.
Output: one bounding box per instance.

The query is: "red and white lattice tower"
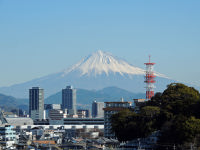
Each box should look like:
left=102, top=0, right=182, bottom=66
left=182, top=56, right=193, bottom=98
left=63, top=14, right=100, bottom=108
left=144, top=56, right=156, bottom=100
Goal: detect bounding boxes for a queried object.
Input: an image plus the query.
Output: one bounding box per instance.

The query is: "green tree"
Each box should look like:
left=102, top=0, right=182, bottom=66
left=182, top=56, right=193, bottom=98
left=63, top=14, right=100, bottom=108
left=140, top=106, right=160, bottom=117
left=159, top=115, right=200, bottom=149
left=111, top=106, right=160, bottom=142
left=161, top=83, right=200, bottom=117
left=110, top=83, right=200, bottom=147
left=111, top=109, right=138, bottom=142
left=156, top=83, right=200, bottom=147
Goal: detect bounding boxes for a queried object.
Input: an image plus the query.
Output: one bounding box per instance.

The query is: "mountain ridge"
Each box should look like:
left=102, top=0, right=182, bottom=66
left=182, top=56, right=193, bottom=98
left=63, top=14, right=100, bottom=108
left=45, top=86, right=145, bottom=108
left=0, top=50, right=173, bottom=98
left=62, top=50, right=145, bottom=77
left=0, top=93, right=28, bottom=112
left=0, top=86, right=144, bottom=112
left=61, top=50, right=166, bottom=78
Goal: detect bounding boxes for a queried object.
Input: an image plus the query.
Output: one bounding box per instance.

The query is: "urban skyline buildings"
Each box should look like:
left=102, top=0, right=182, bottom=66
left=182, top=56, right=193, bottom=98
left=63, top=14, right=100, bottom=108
left=62, top=86, right=77, bottom=115
left=29, top=87, right=44, bottom=120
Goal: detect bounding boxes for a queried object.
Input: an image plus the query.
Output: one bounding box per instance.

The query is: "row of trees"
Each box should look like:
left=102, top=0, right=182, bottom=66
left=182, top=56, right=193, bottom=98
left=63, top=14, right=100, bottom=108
left=111, top=83, right=200, bottom=149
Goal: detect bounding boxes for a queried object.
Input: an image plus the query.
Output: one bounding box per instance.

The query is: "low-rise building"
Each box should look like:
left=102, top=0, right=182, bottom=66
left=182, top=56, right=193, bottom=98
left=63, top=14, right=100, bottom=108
left=44, top=104, right=61, bottom=119
left=6, top=117, right=33, bottom=126
left=49, top=109, right=67, bottom=120
left=0, top=125, right=16, bottom=149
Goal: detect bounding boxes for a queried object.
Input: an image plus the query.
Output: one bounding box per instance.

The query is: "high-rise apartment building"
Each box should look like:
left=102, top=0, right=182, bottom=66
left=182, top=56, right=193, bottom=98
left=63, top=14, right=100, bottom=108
left=62, top=86, right=76, bottom=115
left=92, top=101, right=104, bottom=118
left=29, top=87, right=44, bottom=120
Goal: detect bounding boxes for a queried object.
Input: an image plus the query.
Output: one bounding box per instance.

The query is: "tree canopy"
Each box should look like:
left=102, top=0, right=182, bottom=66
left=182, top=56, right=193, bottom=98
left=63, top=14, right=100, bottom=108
left=110, top=83, right=200, bottom=148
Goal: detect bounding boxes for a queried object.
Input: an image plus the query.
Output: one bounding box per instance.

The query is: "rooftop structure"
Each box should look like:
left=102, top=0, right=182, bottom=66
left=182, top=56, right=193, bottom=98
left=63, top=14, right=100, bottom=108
left=5, top=117, right=33, bottom=126
left=133, top=99, right=146, bottom=106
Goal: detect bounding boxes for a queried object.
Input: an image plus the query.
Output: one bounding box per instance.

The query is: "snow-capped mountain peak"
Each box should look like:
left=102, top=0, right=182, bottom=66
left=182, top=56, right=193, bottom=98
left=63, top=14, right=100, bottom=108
left=62, top=50, right=145, bottom=76
left=0, top=50, right=172, bottom=98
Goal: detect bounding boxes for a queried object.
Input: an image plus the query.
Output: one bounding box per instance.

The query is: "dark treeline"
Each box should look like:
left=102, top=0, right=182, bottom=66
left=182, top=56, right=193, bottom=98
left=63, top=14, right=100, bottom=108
left=111, top=83, right=200, bottom=149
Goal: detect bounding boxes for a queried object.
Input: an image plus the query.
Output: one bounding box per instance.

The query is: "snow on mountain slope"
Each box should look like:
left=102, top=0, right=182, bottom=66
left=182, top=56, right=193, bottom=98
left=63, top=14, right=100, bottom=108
left=0, top=50, right=171, bottom=98
left=62, top=50, right=165, bottom=78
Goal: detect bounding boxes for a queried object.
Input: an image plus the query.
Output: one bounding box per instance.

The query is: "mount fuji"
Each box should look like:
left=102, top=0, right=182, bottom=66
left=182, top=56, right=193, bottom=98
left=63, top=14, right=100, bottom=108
left=0, top=50, right=174, bottom=98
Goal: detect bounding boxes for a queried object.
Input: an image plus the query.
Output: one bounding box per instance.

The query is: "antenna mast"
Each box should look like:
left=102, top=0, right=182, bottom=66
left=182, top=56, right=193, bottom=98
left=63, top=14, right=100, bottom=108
left=144, top=55, right=156, bottom=100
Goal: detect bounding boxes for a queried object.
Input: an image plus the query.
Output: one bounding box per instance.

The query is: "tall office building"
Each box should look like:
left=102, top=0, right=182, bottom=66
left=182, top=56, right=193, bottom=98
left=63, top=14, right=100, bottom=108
left=92, top=101, right=104, bottom=118
left=29, top=87, right=44, bottom=120
left=62, top=86, right=77, bottom=115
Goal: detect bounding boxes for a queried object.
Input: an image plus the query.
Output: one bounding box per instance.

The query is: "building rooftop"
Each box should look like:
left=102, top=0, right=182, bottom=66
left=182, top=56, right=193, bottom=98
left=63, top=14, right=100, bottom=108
left=133, top=99, right=146, bottom=101
left=5, top=117, right=33, bottom=126
left=33, top=140, right=56, bottom=145
left=31, top=87, right=43, bottom=90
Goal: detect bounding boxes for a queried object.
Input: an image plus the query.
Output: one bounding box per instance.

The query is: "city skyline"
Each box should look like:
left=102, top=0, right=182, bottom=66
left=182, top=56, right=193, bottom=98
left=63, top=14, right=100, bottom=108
left=0, top=1, right=200, bottom=87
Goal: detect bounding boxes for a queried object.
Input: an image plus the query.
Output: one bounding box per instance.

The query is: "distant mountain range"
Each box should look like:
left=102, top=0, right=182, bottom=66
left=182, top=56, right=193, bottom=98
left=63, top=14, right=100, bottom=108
left=0, top=87, right=145, bottom=111
left=45, top=86, right=145, bottom=109
left=0, top=93, right=28, bottom=112
left=0, top=50, right=174, bottom=98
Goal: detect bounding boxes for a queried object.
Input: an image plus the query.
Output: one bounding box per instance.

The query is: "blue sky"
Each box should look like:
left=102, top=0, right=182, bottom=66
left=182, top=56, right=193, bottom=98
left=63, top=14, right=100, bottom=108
left=0, top=0, right=200, bottom=87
